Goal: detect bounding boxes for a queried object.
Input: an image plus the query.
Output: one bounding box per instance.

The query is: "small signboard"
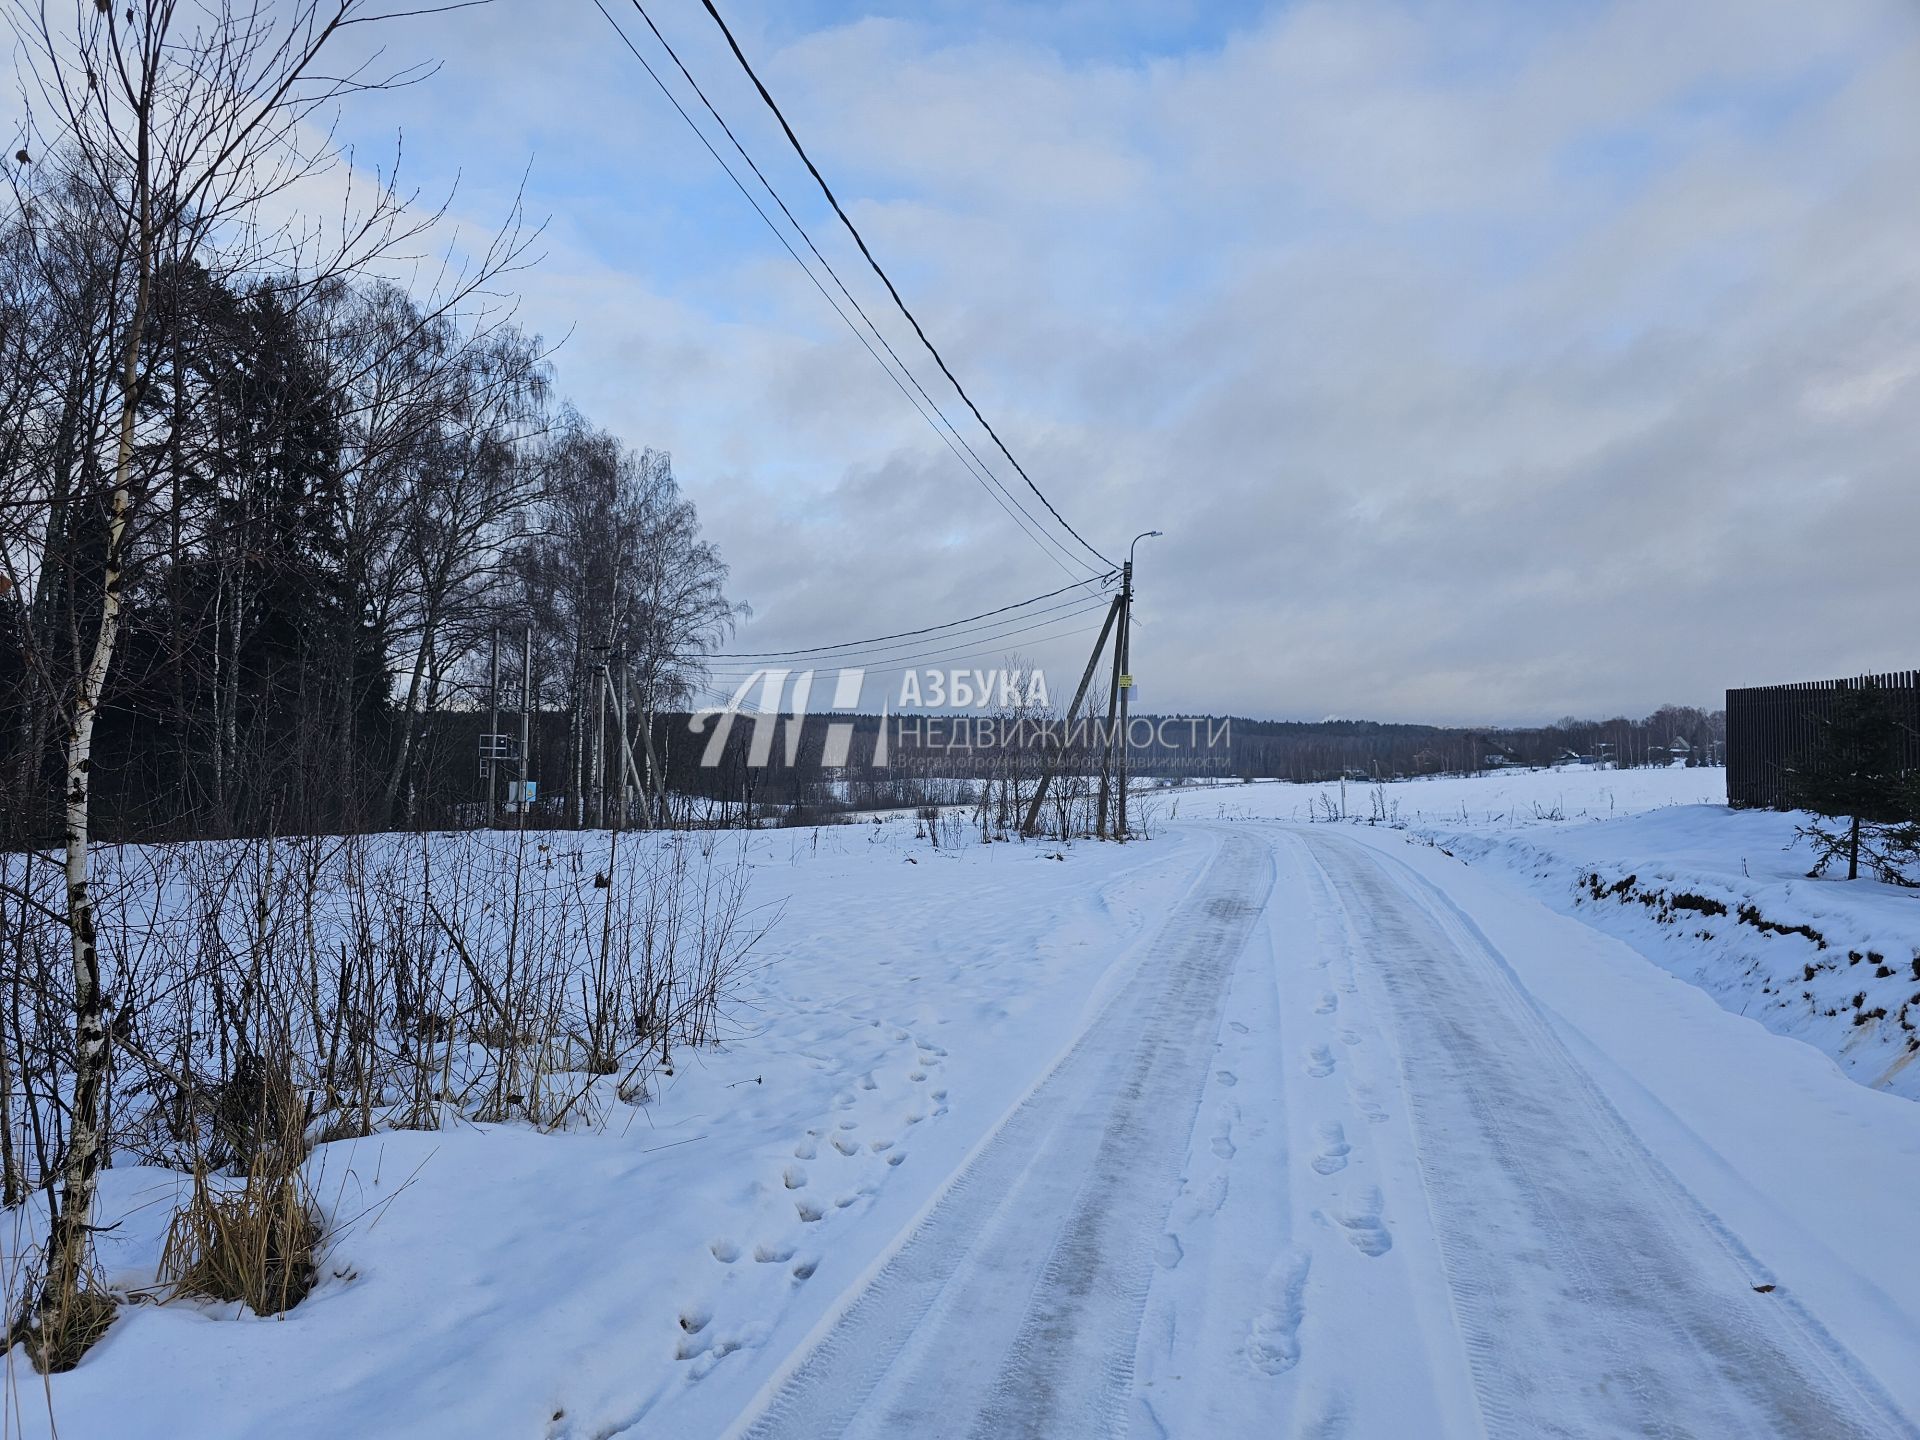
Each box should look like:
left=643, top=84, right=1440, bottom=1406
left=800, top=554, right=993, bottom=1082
left=478, top=733, right=520, bottom=761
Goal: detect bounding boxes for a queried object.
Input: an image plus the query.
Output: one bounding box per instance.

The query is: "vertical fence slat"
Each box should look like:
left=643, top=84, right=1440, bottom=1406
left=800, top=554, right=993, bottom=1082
left=1726, top=670, right=1918, bottom=810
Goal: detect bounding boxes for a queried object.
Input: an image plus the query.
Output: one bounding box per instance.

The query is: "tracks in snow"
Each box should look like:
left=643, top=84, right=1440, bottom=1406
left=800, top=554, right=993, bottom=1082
left=716, top=823, right=1915, bottom=1439
left=1299, top=830, right=1915, bottom=1440
left=727, top=831, right=1273, bottom=1440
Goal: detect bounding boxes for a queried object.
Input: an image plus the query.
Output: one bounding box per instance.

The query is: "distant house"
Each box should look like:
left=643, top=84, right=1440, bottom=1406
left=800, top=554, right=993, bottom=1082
left=1482, top=753, right=1513, bottom=768
left=1667, top=736, right=1692, bottom=759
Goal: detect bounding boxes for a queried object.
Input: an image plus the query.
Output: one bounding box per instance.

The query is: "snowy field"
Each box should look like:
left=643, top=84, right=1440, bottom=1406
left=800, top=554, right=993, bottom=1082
left=11, top=765, right=1920, bottom=1438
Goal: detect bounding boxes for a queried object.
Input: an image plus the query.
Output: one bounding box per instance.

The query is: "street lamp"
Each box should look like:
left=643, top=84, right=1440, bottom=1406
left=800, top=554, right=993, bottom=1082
left=1118, top=530, right=1162, bottom=838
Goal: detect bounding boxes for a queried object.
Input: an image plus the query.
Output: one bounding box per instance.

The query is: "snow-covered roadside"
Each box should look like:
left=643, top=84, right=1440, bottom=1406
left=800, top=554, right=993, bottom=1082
left=1427, top=807, right=1920, bottom=1097
left=5, top=822, right=1210, bottom=1440
left=1319, top=822, right=1920, bottom=1427
left=1178, top=766, right=1920, bottom=1100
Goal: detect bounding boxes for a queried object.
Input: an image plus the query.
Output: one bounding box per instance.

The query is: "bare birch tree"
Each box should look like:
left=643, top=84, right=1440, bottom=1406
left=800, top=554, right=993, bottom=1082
left=4, top=0, right=445, bottom=1358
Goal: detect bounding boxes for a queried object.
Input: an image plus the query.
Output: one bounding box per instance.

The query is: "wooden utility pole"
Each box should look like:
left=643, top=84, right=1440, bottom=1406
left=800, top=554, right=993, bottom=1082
left=1021, top=595, right=1122, bottom=837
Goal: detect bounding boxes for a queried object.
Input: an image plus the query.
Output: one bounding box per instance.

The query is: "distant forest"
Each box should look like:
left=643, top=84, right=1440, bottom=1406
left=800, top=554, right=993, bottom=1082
left=37, top=700, right=1719, bottom=837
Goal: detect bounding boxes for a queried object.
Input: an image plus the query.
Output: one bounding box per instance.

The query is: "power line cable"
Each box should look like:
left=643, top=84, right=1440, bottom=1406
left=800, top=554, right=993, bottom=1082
left=618, top=0, right=1093, bottom=582
left=699, top=596, right=1114, bottom=678
left=696, top=574, right=1113, bottom=661
left=697, top=0, right=1118, bottom=571
left=587, top=0, right=1099, bottom=581
left=688, top=612, right=1114, bottom=706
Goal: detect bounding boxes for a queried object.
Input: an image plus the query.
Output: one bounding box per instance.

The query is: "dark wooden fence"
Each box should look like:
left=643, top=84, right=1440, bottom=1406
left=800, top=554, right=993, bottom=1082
left=1725, top=671, right=1920, bottom=810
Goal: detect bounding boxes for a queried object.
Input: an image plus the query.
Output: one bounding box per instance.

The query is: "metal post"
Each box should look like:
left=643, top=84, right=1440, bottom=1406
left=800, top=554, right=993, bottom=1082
left=592, top=659, right=607, bottom=829
left=487, top=626, right=500, bottom=826
left=519, top=626, right=532, bottom=831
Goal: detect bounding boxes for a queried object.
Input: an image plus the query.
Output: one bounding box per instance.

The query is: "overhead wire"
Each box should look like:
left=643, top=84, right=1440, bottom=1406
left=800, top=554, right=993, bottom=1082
left=686, top=612, right=1116, bottom=709
left=698, top=595, right=1116, bottom=680
left=697, top=0, right=1118, bottom=572
left=588, top=0, right=1102, bottom=582
left=617, top=0, right=1096, bottom=581
left=695, top=574, right=1113, bottom=661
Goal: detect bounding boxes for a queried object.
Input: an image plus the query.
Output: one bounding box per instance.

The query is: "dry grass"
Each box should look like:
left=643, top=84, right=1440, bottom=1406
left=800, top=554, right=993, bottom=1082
left=159, top=1165, right=318, bottom=1316
left=15, top=1281, right=117, bottom=1374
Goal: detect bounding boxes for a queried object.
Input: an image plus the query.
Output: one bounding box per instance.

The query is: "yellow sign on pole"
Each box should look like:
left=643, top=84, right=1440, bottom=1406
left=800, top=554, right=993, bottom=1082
left=1118, top=674, right=1134, bottom=688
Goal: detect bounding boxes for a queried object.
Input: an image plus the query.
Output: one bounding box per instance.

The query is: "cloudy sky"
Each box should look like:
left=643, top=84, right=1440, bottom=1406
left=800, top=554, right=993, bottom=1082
left=326, top=0, right=1920, bottom=723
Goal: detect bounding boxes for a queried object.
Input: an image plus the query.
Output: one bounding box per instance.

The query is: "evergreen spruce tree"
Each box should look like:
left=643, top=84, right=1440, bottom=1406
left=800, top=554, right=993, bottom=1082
left=1794, top=679, right=1911, bottom=880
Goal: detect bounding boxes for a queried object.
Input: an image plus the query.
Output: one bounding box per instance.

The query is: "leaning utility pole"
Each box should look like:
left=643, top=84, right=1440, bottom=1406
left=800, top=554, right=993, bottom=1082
left=1021, top=594, right=1122, bottom=838
left=1115, top=561, right=1134, bottom=838
left=1096, top=570, right=1126, bottom=838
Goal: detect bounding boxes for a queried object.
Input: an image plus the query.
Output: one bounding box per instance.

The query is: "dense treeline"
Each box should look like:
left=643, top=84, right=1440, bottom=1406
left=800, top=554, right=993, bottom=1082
left=1184, top=704, right=1726, bottom=782
left=0, top=0, right=754, bottom=1368
left=0, top=161, right=737, bottom=848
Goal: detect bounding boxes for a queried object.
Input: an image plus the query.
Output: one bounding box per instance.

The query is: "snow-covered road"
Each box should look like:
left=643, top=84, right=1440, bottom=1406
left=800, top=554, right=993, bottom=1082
left=733, top=830, right=1271, bottom=1439
left=1298, top=832, right=1908, bottom=1438
left=725, top=824, right=1918, bottom=1439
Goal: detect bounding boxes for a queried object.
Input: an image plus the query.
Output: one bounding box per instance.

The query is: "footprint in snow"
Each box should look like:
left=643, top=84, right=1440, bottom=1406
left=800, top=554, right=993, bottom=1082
left=1229, top=1021, right=1251, bottom=1035
left=753, top=1241, right=794, bottom=1263
left=1211, top=1108, right=1237, bottom=1160
left=675, top=1302, right=712, bottom=1358
left=782, top=1164, right=808, bottom=1190
left=1247, top=1250, right=1310, bottom=1375
left=1307, top=1045, right=1336, bottom=1079
left=1315, top=992, right=1338, bottom=1014
left=1329, top=1188, right=1392, bottom=1257
left=1311, top=1122, right=1351, bottom=1175
left=708, top=1238, right=740, bottom=1264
